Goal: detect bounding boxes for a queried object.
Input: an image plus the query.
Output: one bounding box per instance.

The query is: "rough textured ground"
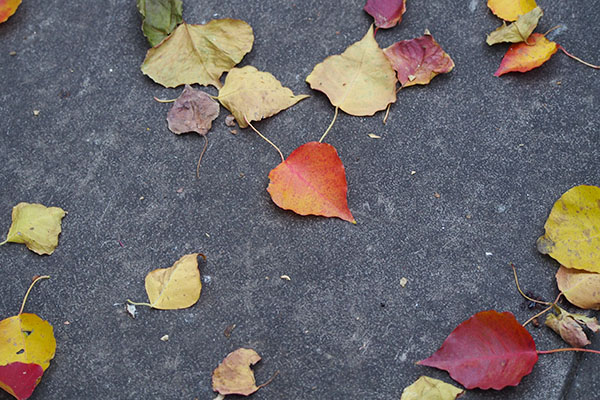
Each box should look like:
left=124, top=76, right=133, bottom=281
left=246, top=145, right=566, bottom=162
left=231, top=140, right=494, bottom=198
left=0, top=0, right=598, bottom=399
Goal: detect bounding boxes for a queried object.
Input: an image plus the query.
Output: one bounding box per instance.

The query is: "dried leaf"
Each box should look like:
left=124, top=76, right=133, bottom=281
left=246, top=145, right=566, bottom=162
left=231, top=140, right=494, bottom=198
left=384, top=33, right=454, bottom=87
left=0, top=0, right=21, bottom=23
left=217, top=66, right=309, bottom=128
left=0, top=362, right=43, bottom=400
left=494, top=33, right=558, bottom=76
left=487, top=0, right=537, bottom=22
left=556, top=266, right=600, bottom=310
left=401, top=376, right=464, bottom=400
left=364, top=0, right=406, bottom=29
left=486, top=7, right=543, bottom=45
left=212, top=348, right=262, bottom=396
left=418, top=310, right=538, bottom=390
left=306, top=25, right=396, bottom=116
left=167, top=85, right=219, bottom=135
left=141, top=19, right=254, bottom=88
left=0, top=314, right=56, bottom=371
left=136, top=0, right=183, bottom=47
left=545, top=305, right=599, bottom=348
left=537, top=185, right=600, bottom=273
left=1, top=203, right=66, bottom=255
left=144, top=253, right=203, bottom=309
left=267, top=142, right=355, bottom=223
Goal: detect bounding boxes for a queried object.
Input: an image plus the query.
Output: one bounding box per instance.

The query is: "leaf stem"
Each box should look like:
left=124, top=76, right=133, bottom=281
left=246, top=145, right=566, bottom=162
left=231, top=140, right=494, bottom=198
left=0, top=239, right=7, bottom=246
left=522, top=293, right=562, bottom=327
left=257, top=370, right=280, bottom=389
left=196, top=135, right=209, bottom=179
left=538, top=348, right=600, bottom=355
left=126, top=299, right=153, bottom=307
left=153, top=96, right=176, bottom=103
left=511, top=263, right=551, bottom=305
left=383, top=103, right=391, bottom=125
left=319, top=106, right=339, bottom=143
left=19, top=275, right=50, bottom=315
left=558, top=45, right=600, bottom=69
left=245, top=116, right=285, bottom=163
left=543, top=25, right=561, bottom=37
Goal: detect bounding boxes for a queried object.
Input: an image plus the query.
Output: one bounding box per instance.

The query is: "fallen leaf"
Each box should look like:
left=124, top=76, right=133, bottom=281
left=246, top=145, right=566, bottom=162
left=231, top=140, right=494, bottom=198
left=212, top=348, right=262, bottom=396
left=126, top=304, right=137, bottom=319
left=141, top=19, right=254, bottom=88
left=487, top=0, right=537, bottom=22
left=556, top=266, right=600, bottom=310
left=401, top=376, right=464, bottom=400
left=494, top=33, right=558, bottom=76
left=1, top=203, right=66, bottom=255
left=545, top=305, right=599, bottom=348
left=384, top=33, right=454, bottom=87
left=267, top=142, right=355, bottom=223
left=537, top=185, right=600, bottom=273
left=0, top=314, right=56, bottom=371
left=136, top=0, right=183, bottom=47
left=0, top=362, right=43, bottom=400
left=0, top=0, right=21, bottom=23
left=364, top=0, right=406, bottom=29
left=143, top=253, right=204, bottom=309
left=306, top=25, right=396, bottom=116
left=167, top=84, right=219, bottom=135
left=217, top=66, right=309, bottom=128
left=418, top=310, right=538, bottom=390
left=486, top=7, right=543, bottom=45
left=224, top=114, right=236, bottom=127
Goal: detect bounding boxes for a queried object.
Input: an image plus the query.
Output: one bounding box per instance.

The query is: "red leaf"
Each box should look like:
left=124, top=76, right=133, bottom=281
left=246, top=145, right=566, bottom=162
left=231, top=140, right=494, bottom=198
left=494, top=33, right=558, bottom=76
left=384, top=33, right=455, bottom=87
left=417, top=310, right=538, bottom=390
left=0, top=362, right=44, bottom=400
left=364, top=0, right=406, bottom=29
left=267, top=142, right=355, bottom=223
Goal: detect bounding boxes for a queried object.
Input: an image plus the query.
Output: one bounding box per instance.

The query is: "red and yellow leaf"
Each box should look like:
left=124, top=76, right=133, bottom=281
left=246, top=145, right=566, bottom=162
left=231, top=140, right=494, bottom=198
left=384, top=33, right=454, bottom=87
left=0, top=314, right=56, bottom=371
left=0, top=362, right=43, bottom=400
left=495, top=33, right=558, bottom=76
left=487, top=0, right=537, bottom=22
left=364, top=0, right=406, bottom=29
left=418, top=310, right=538, bottom=390
left=0, top=0, right=21, bottom=23
left=267, top=142, right=355, bottom=223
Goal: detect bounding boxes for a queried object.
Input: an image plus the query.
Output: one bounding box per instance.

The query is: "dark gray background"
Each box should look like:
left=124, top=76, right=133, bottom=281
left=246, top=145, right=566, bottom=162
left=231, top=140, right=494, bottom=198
left=0, top=0, right=598, bottom=399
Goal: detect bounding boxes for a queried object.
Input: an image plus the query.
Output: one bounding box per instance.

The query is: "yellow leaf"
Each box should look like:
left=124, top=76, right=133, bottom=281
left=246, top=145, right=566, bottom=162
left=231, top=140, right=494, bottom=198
left=306, top=25, right=397, bottom=116
left=0, top=314, right=56, bottom=371
left=401, top=376, right=465, bottom=399
left=537, top=185, right=600, bottom=273
left=141, top=19, right=254, bottom=88
left=487, top=0, right=537, bottom=22
left=212, top=348, right=262, bottom=396
left=1, top=203, right=66, bottom=255
left=144, top=253, right=203, bottom=309
left=486, top=7, right=543, bottom=45
left=556, top=266, right=600, bottom=310
left=217, top=66, right=309, bottom=128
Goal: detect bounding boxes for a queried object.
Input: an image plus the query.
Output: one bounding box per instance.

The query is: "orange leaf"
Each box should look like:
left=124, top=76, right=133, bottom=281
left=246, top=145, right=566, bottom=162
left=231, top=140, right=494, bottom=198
left=267, top=142, right=355, bottom=223
left=0, top=0, right=21, bottom=23
left=494, top=33, right=558, bottom=76
left=487, top=0, right=537, bottom=22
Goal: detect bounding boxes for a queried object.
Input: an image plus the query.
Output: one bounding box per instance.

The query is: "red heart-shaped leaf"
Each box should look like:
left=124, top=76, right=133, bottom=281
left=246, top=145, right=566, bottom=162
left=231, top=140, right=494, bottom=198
left=0, top=362, right=44, bottom=400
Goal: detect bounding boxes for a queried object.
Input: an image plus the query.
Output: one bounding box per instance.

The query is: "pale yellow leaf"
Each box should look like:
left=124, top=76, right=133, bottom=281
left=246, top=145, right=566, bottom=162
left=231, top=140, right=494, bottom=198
left=145, top=253, right=203, bottom=309
left=556, top=266, right=600, bottom=310
left=401, top=376, right=464, bottom=400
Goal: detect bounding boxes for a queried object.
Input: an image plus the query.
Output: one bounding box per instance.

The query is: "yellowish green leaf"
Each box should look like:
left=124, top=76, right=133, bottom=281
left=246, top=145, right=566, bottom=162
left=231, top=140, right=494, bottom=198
left=545, top=304, right=599, bottom=348
left=487, top=0, right=537, bottom=22
left=537, top=185, right=600, bottom=273
left=144, top=253, right=203, bottom=309
left=306, top=25, right=396, bottom=116
left=1, top=203, right=66, bottom=255
left=212, top=348, right=262, bottom=396
left=136, top=0, right=183, bottom=47
left=217, top=66, right=309, bottom=128
left=401, top=376, right=465, bottom=400
left=486, top=7, right=543, bottom=45
left=141, top=19, right=254, bottom=88
left=556, top=266, right=600, bottom=310
left=0, top=314, right=56, bottom=371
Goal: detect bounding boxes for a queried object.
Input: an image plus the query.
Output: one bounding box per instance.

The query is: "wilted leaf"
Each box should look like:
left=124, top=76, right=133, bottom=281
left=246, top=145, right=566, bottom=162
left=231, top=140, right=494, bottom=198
left=141, top=19, right=254, bottom=88
left=537, top=185, right=600, bottom=273
left=212, top=348, right=262, bottom=396
left=418, top=310, right=538, bottom=390
left=486, top=7, right=543, bottom=45
left=0, top=314, right=56, bottom=371
left=0, top=0, right=21, bottom=23
left=0, top=362, right=43, bottom=400
left=306, top=25, right=396, bottom=116
left=1, top=203, right=66, bottom=255
left=487, top=0, right=537, bottom=22
left=494, top=33, right=557, bottom=76
left=556, top=266, right=600, bottom=310
left=144, top=253, right=203, bottom=309
left=136, top=0, right=183, bottom=47
left=384, top=32, right=454, bottom=87
left=267, top=142, right=355, bottom=223
left=217, top=66, right=309, bottom=128
left=167, top=84, right=219, bottom=135
left=364, top=0, right=406, bottom=29
left=545, top=305, right=599, bottom=348
left=401, top=376, right=464, bottom=400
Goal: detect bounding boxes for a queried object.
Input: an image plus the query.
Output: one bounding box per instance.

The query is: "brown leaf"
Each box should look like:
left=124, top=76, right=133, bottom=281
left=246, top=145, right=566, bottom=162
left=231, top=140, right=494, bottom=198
left=212, top=348, right=262, bottom=396
left=166, top=85, right=219, bottom=135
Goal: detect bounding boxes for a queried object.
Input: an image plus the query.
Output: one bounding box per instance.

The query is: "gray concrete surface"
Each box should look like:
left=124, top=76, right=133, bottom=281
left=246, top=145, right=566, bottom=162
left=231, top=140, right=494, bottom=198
left=0, top=0, right=598, bottom=399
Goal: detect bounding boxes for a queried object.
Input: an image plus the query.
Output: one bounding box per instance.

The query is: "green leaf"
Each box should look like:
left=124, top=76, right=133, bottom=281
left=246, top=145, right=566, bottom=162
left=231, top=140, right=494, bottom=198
left=486, top=7, right=543, bottom=45
left=137, top=0, right=183, bottom=47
